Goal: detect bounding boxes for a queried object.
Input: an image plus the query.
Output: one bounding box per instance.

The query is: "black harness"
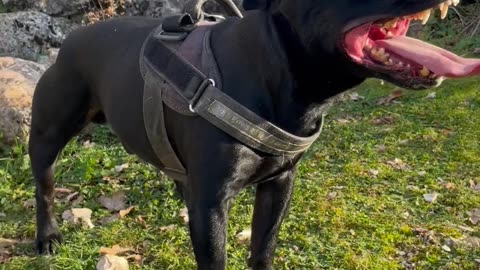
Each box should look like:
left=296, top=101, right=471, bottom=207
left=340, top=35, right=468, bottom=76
left=140, top=14, right=324, bottom=180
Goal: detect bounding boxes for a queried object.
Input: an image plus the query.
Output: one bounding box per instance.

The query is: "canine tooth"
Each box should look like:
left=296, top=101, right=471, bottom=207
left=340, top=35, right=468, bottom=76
left=420, top=66, right=430, bottom=77
left=378, top=48, right=385, bottom=55
left=421, top=9, right=432, bottom=24
left=398, top=62, right=404, bottom=67
left=439, top=2, right=449, bottom=19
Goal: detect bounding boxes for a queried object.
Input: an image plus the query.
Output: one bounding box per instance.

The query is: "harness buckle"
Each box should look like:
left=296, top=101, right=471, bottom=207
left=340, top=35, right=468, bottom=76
left=189, top=78, right=215, bottom=113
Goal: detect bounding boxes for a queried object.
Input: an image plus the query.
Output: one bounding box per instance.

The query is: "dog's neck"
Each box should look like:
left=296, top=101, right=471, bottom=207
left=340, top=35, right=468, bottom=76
left=211, top=11, right=365, bottom=137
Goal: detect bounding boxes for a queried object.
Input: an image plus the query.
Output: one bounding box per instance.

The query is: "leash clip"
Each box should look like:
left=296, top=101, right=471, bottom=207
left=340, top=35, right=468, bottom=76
left=189, top=78, right=215, bottom=113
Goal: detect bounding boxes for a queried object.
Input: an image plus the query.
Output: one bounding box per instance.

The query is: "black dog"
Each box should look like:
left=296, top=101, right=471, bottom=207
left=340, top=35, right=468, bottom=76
left=29, top=0, right=479, bottom=269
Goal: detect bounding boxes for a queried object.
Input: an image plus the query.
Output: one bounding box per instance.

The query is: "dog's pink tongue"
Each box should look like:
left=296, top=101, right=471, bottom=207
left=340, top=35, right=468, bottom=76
left=376, top=36, right=480, bottom=78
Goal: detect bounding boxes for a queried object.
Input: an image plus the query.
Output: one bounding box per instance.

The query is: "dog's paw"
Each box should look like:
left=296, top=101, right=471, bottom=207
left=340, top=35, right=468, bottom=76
left=36, top=229, right=63, bottom=255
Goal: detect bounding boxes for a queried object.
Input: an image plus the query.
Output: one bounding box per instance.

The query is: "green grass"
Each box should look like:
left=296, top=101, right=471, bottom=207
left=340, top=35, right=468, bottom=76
left=1, top=77, right=479, bottom=269
left=0, top=2, right=7, bottom=13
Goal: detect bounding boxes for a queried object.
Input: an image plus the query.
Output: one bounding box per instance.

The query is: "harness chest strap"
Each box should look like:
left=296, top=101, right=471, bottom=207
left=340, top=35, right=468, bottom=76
left=144, top=33, right=323, bottom=153
left=142, top=26, right=324, bottom=178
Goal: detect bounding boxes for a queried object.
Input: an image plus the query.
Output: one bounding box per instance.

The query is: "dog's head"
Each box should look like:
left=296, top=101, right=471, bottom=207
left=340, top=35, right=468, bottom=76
left=243, top=0, right=480, bottom=90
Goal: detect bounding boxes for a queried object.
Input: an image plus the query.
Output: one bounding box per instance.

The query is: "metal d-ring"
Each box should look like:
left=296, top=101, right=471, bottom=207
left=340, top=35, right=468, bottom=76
left=189, top=78, right=215, bottom=113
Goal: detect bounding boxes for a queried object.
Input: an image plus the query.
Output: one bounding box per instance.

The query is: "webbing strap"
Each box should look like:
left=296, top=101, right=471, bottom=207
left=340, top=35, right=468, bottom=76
left=143, top=31, right=322, bottom=156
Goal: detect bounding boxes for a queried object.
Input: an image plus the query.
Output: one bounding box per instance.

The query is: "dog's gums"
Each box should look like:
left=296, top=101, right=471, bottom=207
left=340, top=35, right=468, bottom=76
left=343, top=0, right=480, bottom=89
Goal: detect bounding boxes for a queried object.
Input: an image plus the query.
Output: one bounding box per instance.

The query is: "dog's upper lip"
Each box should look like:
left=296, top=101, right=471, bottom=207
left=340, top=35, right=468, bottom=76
left=341, top=0, right=448, bottom=34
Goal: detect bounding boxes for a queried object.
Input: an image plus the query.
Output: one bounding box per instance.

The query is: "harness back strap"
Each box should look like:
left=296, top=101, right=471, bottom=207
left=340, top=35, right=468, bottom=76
left=143, top=32, right=322, bottom=156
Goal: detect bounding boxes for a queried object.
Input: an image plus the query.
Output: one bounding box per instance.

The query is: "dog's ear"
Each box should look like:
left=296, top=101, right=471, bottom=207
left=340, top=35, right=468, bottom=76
left=242, top=0, right=271, bottom=11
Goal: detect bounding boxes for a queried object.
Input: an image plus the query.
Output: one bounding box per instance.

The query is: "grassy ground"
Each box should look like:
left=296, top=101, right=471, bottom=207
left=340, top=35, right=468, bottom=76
left=1, top=77, right=479, bottom=269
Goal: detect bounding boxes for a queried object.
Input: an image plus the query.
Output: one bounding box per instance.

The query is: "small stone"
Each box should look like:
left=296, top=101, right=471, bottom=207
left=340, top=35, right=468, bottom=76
left=441, top=245, right=451, bottom=252
left=96, top=255, right=129, bottom=270
left=423, top=193, right=439, bottom=203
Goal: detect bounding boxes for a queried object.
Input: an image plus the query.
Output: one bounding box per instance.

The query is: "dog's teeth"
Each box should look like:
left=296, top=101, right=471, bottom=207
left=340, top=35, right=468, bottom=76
left=384, top=18, right=398, bottom=29
left=420, top=66, right=430, bottom=77
left=439, top=2, right=449, bottom=19
left=398, top=61, right=404, bottom=67
left=378, top=48, right=385, bottom=55
left=421, top=9, right=432, bottom=25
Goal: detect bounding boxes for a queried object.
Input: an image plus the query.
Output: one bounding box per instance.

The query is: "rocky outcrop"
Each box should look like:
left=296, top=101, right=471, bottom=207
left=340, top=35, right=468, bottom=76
left=2, top=0, right=243, bottom=18
left=1, top=0, right=90, bottom=16
left=0, top=57, right=46, bottom=144
left=0, top=11, right=76, bottom=61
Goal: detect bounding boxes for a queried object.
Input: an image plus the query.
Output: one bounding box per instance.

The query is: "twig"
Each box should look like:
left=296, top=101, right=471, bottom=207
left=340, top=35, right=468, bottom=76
left=470, top=15, right=480, bottom=37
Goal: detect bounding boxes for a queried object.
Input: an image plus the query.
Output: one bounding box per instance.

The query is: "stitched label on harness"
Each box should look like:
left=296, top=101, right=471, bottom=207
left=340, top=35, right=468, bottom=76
left=206, top=100, right=315, bottom=153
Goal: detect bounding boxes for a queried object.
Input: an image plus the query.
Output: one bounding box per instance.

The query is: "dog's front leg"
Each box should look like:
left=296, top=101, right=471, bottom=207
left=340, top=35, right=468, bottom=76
left=248, top=171, right=295, bottom=270
left=185, top=181, right=236, bottom=270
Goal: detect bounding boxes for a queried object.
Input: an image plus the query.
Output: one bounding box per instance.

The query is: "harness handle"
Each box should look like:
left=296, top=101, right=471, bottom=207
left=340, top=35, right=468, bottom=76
left=183, top=0, right=244, bottom=22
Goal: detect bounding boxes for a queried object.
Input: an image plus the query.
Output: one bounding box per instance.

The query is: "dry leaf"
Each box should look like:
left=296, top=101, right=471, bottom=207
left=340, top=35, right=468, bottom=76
left=114, top=163, right=129, bottom=173
left=119, top=206, right=134, bottom=218
left=457, top=225, right=474, bottom=232
left=369, top=169, right=380, bottom=178
left=99, top=191, right=126, bottom=211
left=423, top=193, right=439, bottom=203
left=444, top=182, right=456, bottom=190
left=235, top=229, right=252, bottom=244
left=136, top=216, right=147, bottom=229
left=159, top=224, right=177, bottom=232
left=0, top=249, right=12, bottom=264
left=461, top=237, right=480, bottom=249
left=55, top=187, right=73, bottom=194
left=377, top=89, right=403, bottom=105
left=467, top=208, right=480, bottom=225
left=372, top=116, right=395, bottom=125
left=66, top=192, right=80, bottom=202
left=376, top=145, right=386, bottom=152
left=179, top=208, right=189, bottom=224
left=71, top=195, right=84, bottom=207
left=0, top=238, right=18, bottom=248
left=23, top=198, right=36, bottom=208
left=98, top=214, right=120, bottom=225
left=0, top=213, right=6, bottom=218
left=387, top=158, right=408, bottom=170
left=418, top=171, right=427, bottom=176
left=469, top=180, right=480, bottom=192
left=96, top=254, right=129, bottom=270
left=99, top=245, right=133, bottom=256
left=426, top=92, right=436, bottom=99
left=401, top=211, right=410, bottom=219
left=62, top=208, right=95, bottom=228
left=441, top=245, right=451, bottom=252
left=125, top=254, right=142, bottom=264
left=336, top=118, right=351, bottom=124
left=327, top=191, right=338, bottom=200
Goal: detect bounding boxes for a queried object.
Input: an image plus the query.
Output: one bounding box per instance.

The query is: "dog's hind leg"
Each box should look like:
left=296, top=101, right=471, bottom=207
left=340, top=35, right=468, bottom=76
left=248, top=171, right=295, bottom=270
left=28, top=64, right=92, bottom=254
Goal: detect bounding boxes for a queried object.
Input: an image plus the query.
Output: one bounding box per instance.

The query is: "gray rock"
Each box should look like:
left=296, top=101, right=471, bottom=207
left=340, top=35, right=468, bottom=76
left=1, top=0, right=90, bottom=16
left=0, top=57, right=47, bottom=145
left=0, top=11, right=77, bottom=61
left=3, top=0, right=243, bottom=18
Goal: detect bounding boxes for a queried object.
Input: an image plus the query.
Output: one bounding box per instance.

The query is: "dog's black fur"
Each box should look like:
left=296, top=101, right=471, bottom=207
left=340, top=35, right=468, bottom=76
left=29, top=0, right=447, bottom=269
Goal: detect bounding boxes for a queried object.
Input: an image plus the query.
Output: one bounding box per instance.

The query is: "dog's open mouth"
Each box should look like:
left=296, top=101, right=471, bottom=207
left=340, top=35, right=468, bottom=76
left=344, top=0, right=480, bottom=88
